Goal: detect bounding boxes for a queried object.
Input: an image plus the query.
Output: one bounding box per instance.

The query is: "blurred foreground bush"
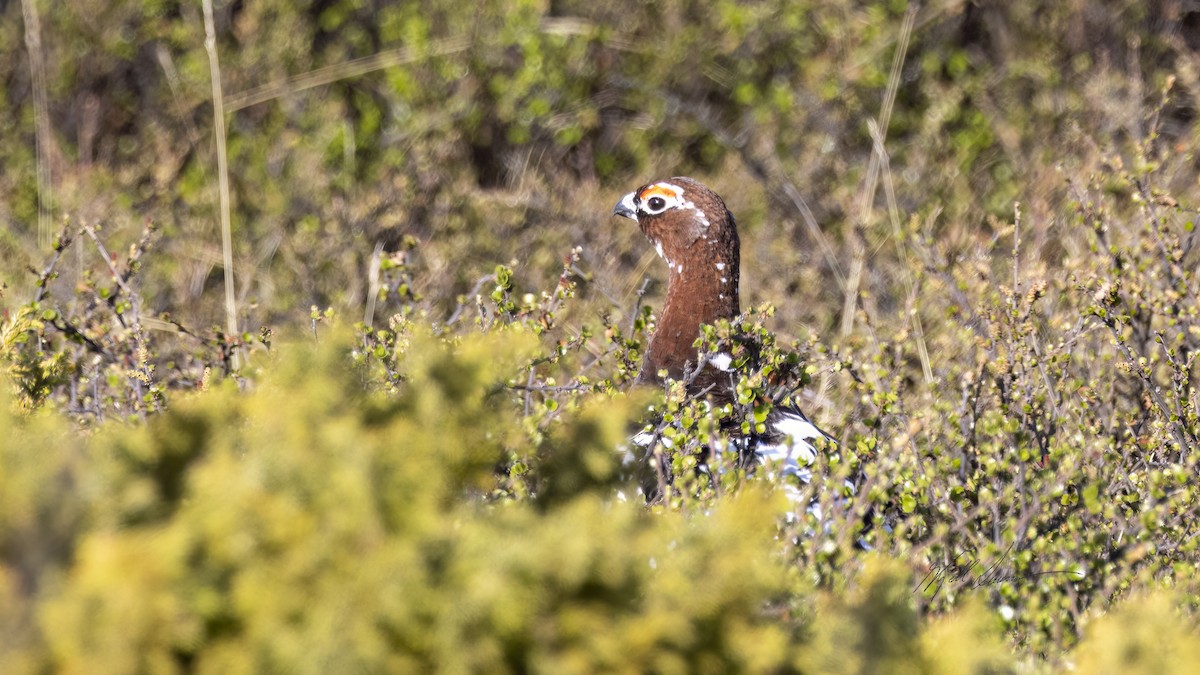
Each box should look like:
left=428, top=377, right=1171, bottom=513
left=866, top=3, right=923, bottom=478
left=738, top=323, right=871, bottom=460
left=0, top=331, right=923, bottom=673
left=1, top=329, right=1199, bottom=674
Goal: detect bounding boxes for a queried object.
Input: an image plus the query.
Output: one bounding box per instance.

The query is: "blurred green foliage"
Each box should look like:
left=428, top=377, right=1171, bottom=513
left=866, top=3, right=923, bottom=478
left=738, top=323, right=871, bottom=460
left=2, top=0, right=1192, bottom=329
left=3, top=328, right=1199, bottom=672
left=6, top=0, right=1200, bottom=670
left=0, top=334, right=977, bottom=673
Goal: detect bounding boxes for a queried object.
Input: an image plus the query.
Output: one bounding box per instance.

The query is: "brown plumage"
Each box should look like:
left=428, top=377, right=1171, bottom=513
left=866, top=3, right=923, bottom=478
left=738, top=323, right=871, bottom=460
left=612, top=176, right=740, bottom=386
left=614, top=176, right=833, bottom=477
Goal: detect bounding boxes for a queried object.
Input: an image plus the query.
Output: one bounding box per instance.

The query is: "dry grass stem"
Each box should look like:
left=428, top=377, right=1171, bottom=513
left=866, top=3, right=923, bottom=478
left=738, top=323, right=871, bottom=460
left=202, top=0, right=241, bottom=370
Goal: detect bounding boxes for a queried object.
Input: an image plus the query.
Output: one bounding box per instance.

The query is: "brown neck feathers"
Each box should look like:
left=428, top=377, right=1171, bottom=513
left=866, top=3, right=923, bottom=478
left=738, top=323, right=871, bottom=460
left=640, top=219, right=740, bottom=383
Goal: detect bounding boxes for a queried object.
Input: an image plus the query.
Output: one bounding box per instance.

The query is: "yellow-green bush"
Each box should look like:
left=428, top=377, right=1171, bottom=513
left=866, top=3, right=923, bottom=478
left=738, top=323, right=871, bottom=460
left=4, top=329, right=1200, bottom=673
left=2, top=331, right=798, bottom=673
left=0, top=332, right=836, bottom=672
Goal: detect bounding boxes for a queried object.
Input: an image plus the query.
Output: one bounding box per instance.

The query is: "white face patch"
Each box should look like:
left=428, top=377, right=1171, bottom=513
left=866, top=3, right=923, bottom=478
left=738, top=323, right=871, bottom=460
left=636, top=182, right=687, bottom=216
left=715, top=262, right=725, bottom=271
left=620, top=180, right=716, bottom=241
left=614, top=191, right=639, bottom=221
left=628, top=180, right=710, bottom=229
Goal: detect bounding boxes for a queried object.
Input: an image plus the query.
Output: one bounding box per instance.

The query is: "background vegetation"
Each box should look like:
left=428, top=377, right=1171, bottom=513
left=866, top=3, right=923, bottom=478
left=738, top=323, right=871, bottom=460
left=4, top=0, right=1200, bottom=671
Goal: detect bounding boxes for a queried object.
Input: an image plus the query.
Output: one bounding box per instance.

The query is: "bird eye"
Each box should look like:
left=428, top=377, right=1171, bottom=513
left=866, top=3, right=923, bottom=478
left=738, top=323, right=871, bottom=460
left=646, top=196, right=667, bottom=212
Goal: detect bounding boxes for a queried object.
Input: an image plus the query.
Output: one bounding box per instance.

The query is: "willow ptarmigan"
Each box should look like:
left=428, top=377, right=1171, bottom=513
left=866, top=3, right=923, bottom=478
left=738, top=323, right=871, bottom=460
left=613, top=176, right=832, bottom=490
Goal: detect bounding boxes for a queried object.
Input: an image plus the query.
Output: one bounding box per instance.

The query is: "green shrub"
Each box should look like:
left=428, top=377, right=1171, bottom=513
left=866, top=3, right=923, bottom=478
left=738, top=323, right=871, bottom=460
left=2, top=326, right=1199, bottom=672
left=7, top=0, right=1200, bottom=670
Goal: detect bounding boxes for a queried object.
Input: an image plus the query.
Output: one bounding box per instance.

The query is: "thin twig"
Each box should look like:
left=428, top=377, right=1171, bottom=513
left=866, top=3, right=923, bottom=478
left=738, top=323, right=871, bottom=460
left=80, top=224, right=135, bottom=297
left=857, top=5, right=916, bottom=225
left=839, top=246, right=865, bottom=336
left=508, top=383, right=593, bottom=394
left=223, top=19, right=634, bottom=113
left=1012, top=201, right=1021, bottom=313
left=447, top=273, right=497, bottom=326
left=364, top=241, right=384, bottom=329
left=863, top=118, right=931, bottom=381
left=1103, top=317, right=1192, bottom=453
left=224, top=36, right=472, bottom=112
left=842, top=3, right=918, bottom=337
left=79, top=222, right=158, bottom=397
left=1027, top=331, right=1063, bottom=422
left=21, top=0, right=53, bottom=248
left=768, top=155, right=846, bottom=290
left=31, top=226, right=73, bottom=304
left=155, top=43, right=206, bottom=163
left=202, top=0, right=241, bottom=369
left=627, top=277, right=652, bottom=337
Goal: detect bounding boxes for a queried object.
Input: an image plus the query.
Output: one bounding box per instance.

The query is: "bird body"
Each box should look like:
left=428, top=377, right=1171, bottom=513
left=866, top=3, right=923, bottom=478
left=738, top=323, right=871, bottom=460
left=613, top=177, right=832, bottom=476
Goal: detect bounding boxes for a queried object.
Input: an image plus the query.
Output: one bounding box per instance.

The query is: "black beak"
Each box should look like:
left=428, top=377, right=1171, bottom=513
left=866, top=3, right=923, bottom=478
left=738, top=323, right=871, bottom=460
left=612, top=192, right=638, bottom=221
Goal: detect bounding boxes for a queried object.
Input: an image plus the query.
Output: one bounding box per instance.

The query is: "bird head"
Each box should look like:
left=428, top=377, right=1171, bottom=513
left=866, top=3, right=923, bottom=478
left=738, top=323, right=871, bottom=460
left=612, top=177, right=735, bottom=272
